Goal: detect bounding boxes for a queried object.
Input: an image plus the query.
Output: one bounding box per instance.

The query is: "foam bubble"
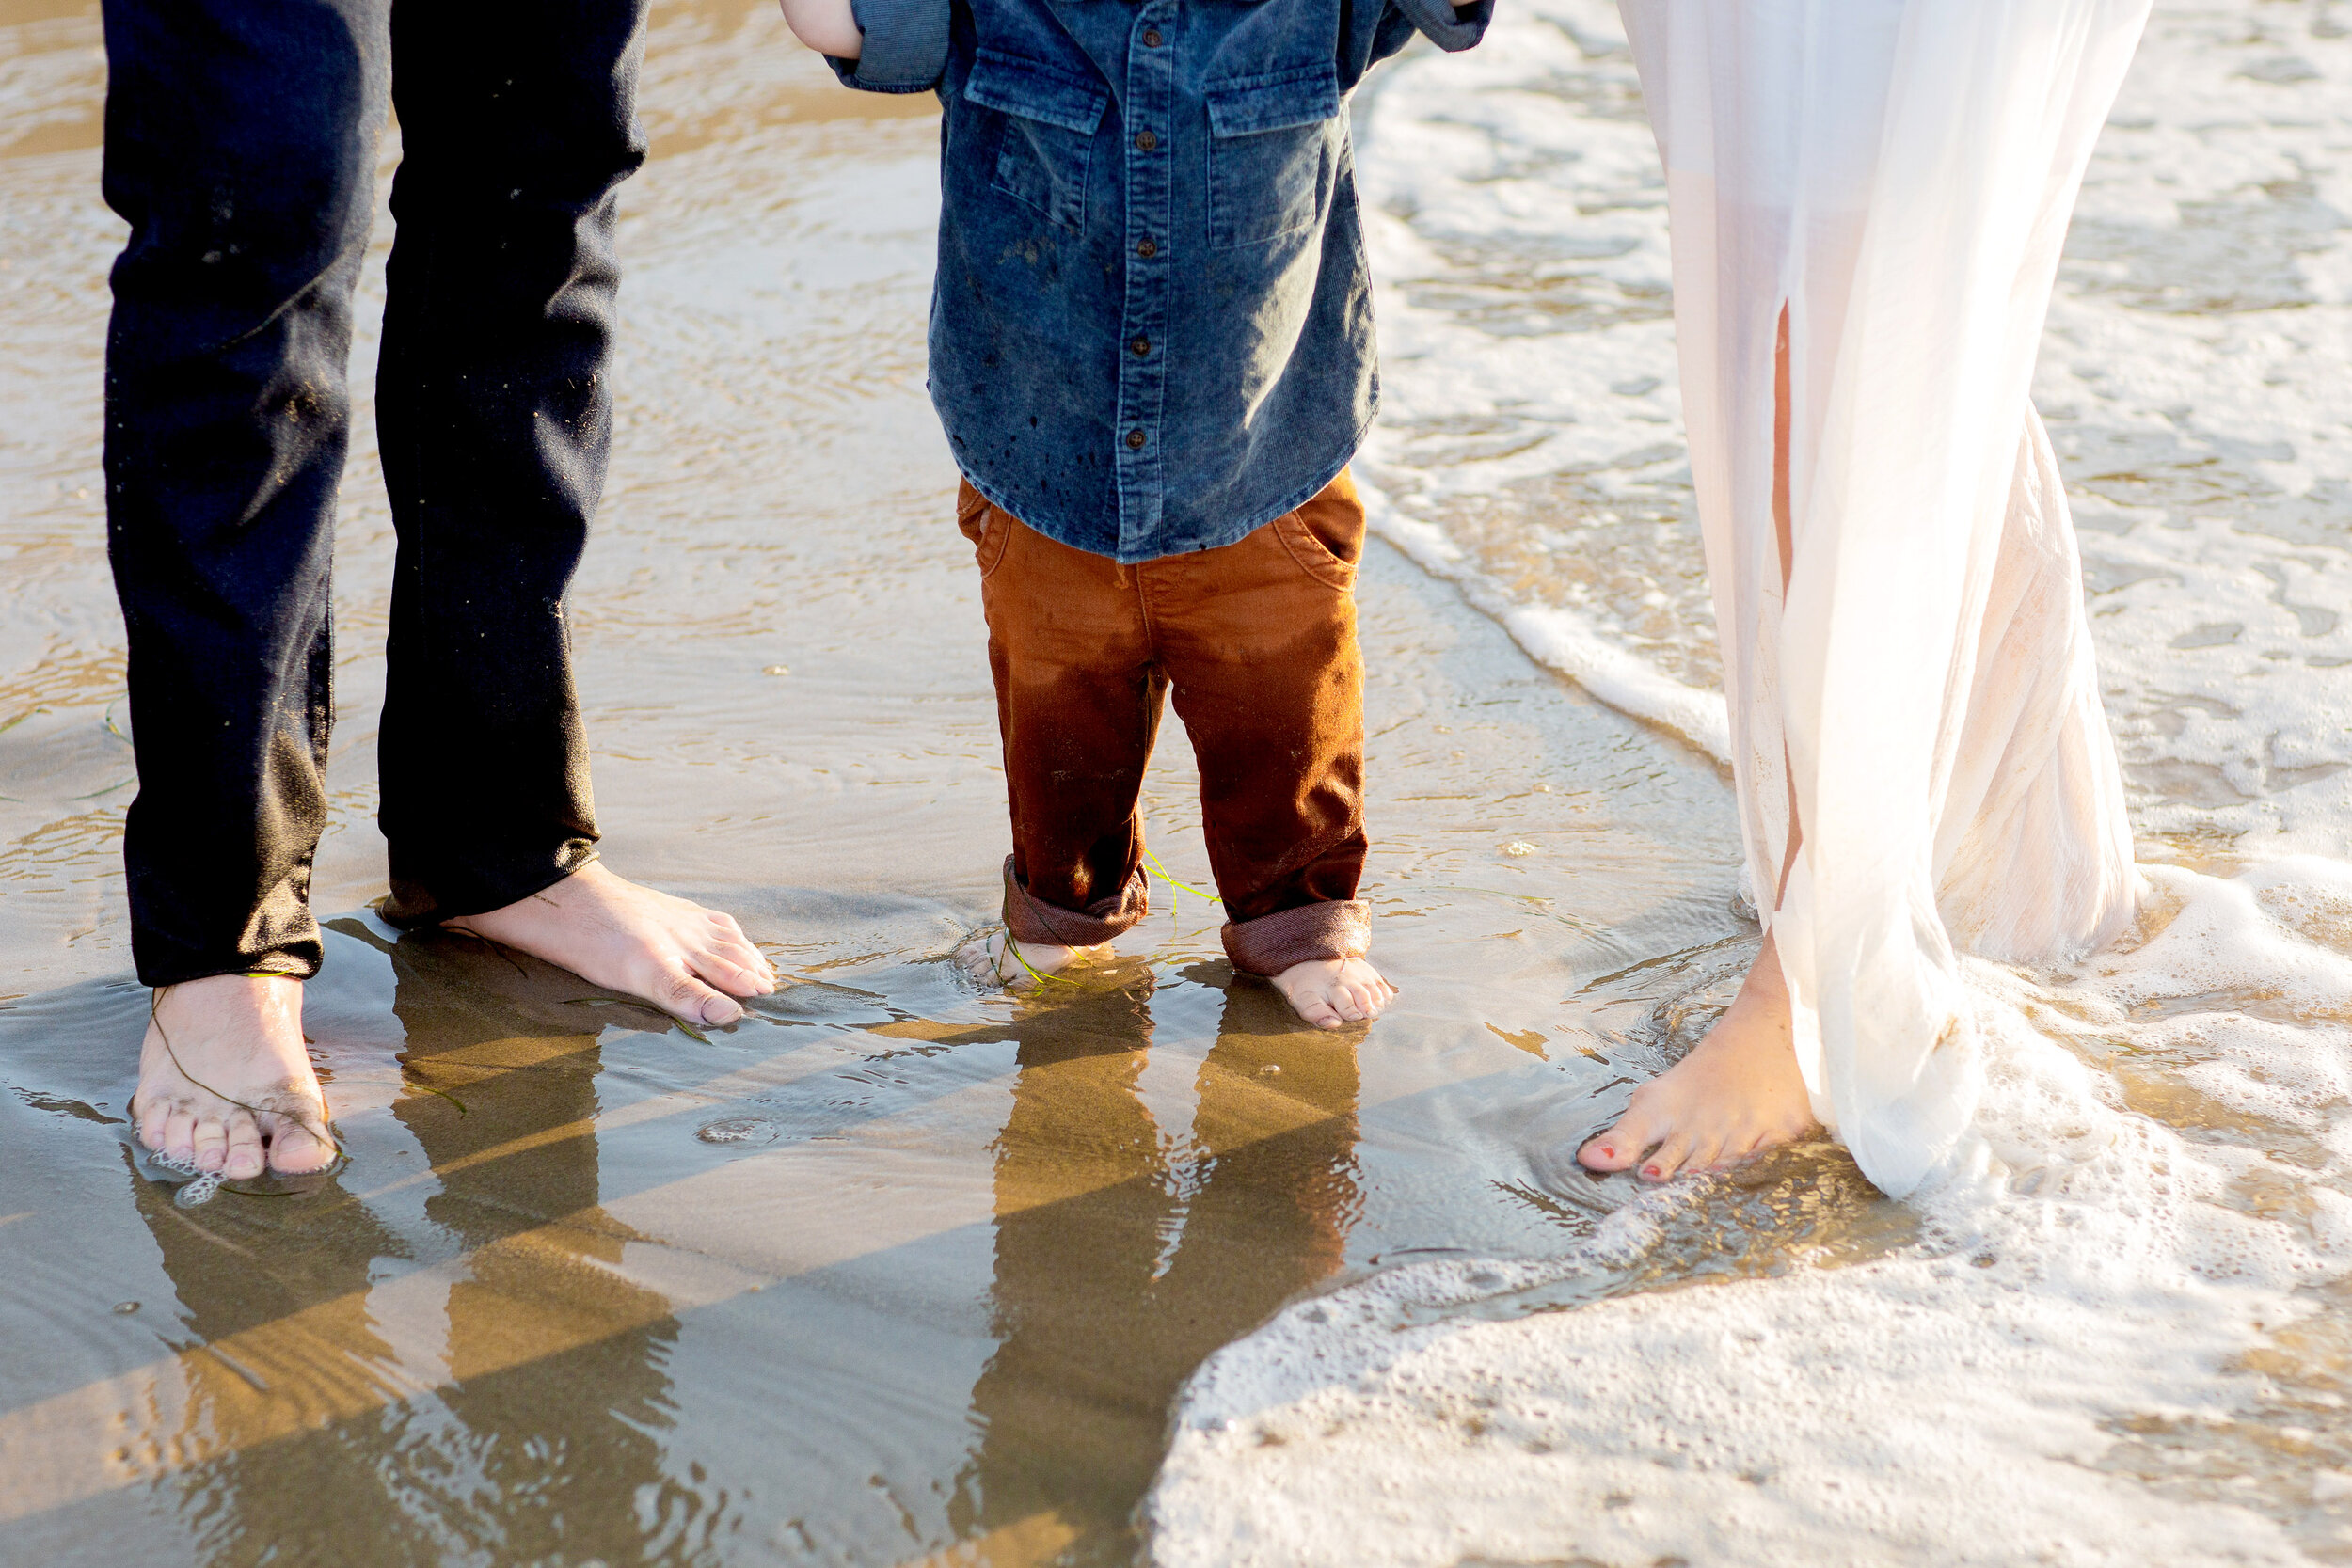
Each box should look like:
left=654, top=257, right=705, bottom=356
left=1359, top=474, right=1734, bottom=761
left=1146, top=860, right=2352, bottom=1564
left=1350, top=0, right=2352, bottom=857
left=1158, top=5, right=2352, bottom=1559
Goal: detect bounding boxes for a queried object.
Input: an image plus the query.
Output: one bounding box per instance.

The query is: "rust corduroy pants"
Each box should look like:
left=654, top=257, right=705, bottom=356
left=961, top=471, right=1372, bottom=976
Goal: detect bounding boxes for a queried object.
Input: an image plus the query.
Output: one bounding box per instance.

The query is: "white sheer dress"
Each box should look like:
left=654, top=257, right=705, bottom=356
left=1618, top=0, right=2151, bottom=1195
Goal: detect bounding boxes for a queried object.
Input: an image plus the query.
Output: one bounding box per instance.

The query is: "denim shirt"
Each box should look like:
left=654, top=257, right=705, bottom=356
left=834, top=0, right=1488, bottom=562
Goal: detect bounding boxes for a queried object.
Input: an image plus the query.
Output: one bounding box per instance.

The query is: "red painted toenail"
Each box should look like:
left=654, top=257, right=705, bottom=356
left=1642, top=1165, right=1659, bottom=1178
left=1598, top=1147, right=1614, bottom=1158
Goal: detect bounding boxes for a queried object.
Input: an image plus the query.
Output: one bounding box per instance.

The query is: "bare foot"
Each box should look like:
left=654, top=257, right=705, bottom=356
left=957, top=929, right=1104, bottom=987
left=134, top=975, right=335, bottom=1180
left=1271, top=957, right=1394, bottom=1030
left=443, top=861, right=776, bottom=1026
left=1578, top=930, right=1818, bottom=1181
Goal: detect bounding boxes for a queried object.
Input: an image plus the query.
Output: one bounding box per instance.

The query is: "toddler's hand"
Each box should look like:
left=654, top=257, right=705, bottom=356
left=778, top=0, right=861, bottom=59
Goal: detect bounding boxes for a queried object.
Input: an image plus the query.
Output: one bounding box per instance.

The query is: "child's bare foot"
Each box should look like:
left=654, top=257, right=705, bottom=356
left=1578, top=931, right=1818, bottom=1181
left=958, top=929, right=1104, bottom=987
left=1271, top=957, right=1393, bottom=1030
left=133, top=974, right=335, bottom=1180
left=443, top=861, right=776, bottom=1027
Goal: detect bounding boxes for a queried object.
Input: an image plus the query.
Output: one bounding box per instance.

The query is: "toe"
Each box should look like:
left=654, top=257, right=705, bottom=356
left=1686, top=1131, right=1732, bottom=1173
left=1577, top=1131, right=1638, bottom=1172
left=162, top=1108, right=199, bottom=1165
left=698, top=946, right=771, bottom=998
left=1640, top=1132, right=1697, bottom=1182
left=665, top=969, right=742, bottom=1027
left=708, top=917, right=775, bottom=983
left=1295, top=992, right=1343, bottom=1029
left=1328, top=986, right=1369, bottom=1022
left=736, top=943, right=781, bottom=990
left=135, top=1098, right=171, bottom=1154
left=1721, top=1126, right=1770, bottom=1166
left=190, top=1116, right=229, bottom=1174
left=222, top=1112, right=265, bottom=1180
left=1579, top=1100, right=1665, bottom=1173
left=975, top=935, right=1020, bottom=986
left=709, top=929, right=771, bottom=974
left=262, top=1113, right=335, bottom=1176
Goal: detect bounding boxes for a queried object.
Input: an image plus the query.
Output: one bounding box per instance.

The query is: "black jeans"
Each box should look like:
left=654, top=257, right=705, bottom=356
left=101, top=0, right=649, bottom=987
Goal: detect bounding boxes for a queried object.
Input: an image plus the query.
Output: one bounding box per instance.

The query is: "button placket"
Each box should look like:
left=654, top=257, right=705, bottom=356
left=1112, top=3, right=1176, bottom=559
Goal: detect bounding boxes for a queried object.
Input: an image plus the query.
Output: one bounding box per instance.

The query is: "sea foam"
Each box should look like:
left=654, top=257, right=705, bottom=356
left=1145, top=1, right=2352, bottom=1560
left=1147, top=862, right=2352, bottom=1564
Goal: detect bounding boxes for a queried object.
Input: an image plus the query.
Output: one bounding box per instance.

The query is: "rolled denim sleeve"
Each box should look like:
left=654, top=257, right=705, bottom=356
left=1389, top=0, right=1491, bottom=52
left=826, top=0, right=948, bottom=92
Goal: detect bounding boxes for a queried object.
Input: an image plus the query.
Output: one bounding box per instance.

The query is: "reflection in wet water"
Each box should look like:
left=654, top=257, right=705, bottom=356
left=0, top=458, right=1744, bottom=1568
left=8, top=870, right=1706, bottom=1566
left=953, top=970, right=1360, bottom=1561
left=127, top=934, right=687, bottom=1566
left=14, top=0, right=2347, bottom=1560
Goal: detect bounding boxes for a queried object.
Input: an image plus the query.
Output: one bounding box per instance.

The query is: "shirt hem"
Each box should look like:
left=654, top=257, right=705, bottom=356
left=951, top=411, right=1377, bottom=567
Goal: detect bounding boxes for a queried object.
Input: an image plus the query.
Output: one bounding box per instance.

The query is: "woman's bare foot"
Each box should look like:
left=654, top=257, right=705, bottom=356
left=1272, top=957, right=1394, bottom=1030
left=133, top=974, right=335, bottom=1180
left=1578, top=931, right=1818, bottom=1181
left=957, top=929, right=1104, bottom=987
left=443, top=861, right=776, bottom=1026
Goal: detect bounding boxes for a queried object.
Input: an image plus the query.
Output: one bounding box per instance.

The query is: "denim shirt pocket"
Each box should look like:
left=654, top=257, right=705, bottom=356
left=1204, top=62, right=1343, bottom=251
left=964, top=50, right=1109, bottom=235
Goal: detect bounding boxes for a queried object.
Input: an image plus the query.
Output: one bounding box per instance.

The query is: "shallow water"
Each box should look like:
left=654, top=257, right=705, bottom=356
left=2, top=1, right=2348, bottom=1564
left=1153, top=5, right=2352, bottom=1563
left=0, top=6, right=1745, bottom=1560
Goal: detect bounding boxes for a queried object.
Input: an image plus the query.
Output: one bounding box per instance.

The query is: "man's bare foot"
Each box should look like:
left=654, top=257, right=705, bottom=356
left=958, top=929, right=1104, bottom=987
left=443, top=861, right=776, bottom=1027
left=1578, top=930, right=1818, bottom=1181
left=133, top=974, right=334, bottom=1180
left=1271, top=957, right=1394, bottom=1030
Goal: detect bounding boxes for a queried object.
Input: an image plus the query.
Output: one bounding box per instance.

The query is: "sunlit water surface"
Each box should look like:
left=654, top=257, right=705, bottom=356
left=0, top=2, right=2346, bottom=1565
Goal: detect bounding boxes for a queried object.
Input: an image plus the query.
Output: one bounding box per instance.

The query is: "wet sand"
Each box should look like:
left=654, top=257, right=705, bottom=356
left=1152, top=7, right=2352, bottom=1562
left=11, top=1, right=2351, bottom=1562
left=0, top=6, right=1785, bottom=1562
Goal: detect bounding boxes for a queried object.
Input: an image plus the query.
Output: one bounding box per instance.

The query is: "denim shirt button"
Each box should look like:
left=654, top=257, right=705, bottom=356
left=925, top=0, right=1447, bottom=560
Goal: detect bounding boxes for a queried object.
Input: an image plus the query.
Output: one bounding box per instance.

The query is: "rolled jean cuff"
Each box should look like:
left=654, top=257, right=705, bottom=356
left=1001, top=855, right=1149, bottom=948
left=1221, top=899, right=1371, bottom=976
left=138, top=947, right=323, bottom=990
left=377, top=842, right=601, bottom=929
